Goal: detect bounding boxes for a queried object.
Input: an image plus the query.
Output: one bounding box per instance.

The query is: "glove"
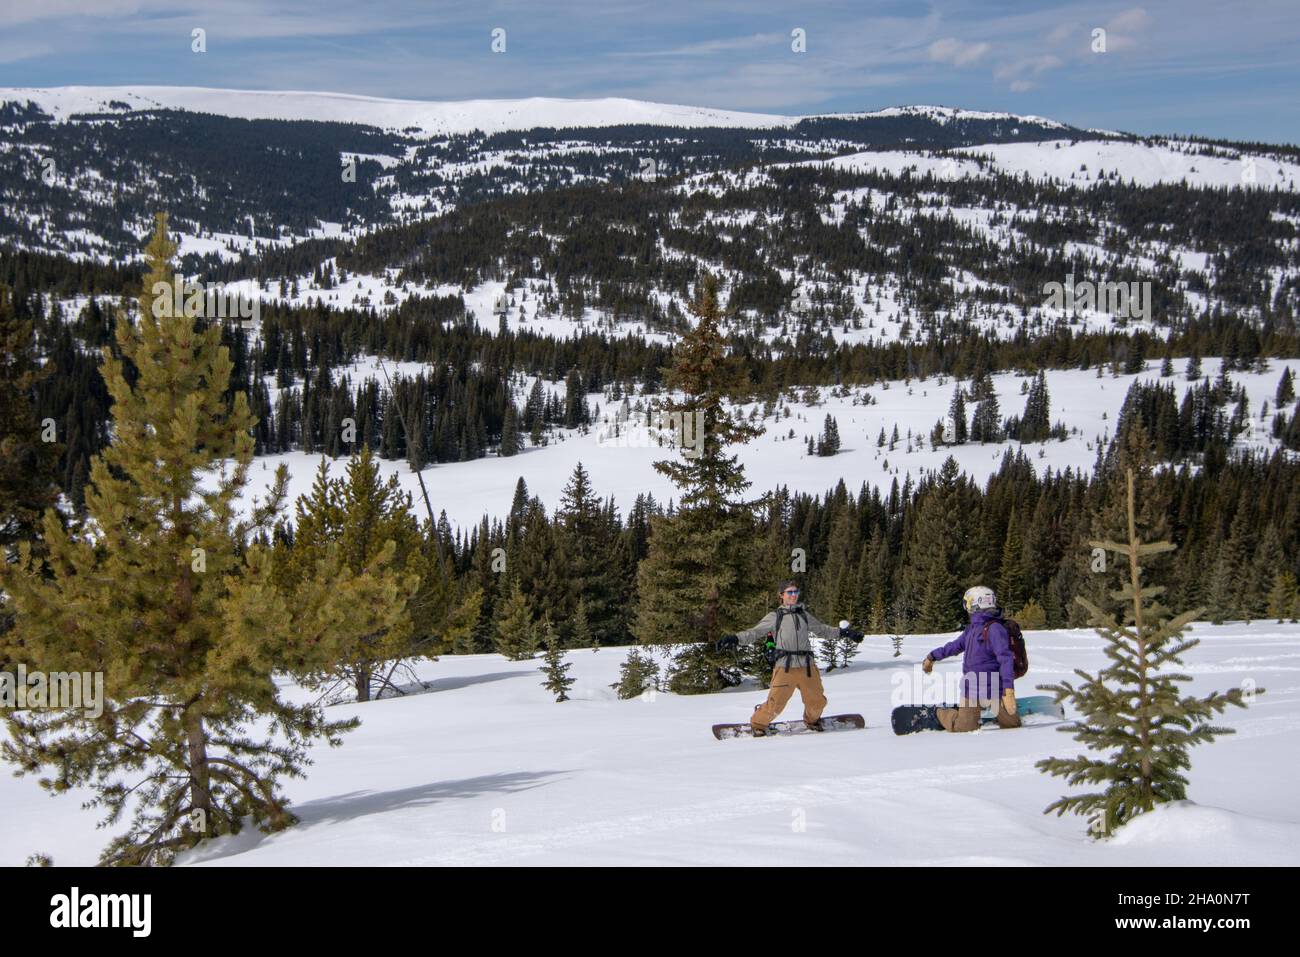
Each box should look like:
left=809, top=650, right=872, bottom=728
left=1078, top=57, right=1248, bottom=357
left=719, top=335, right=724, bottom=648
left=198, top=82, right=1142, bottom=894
left=840, top=627, right=864, bottom=643
left=921, top=655, right=935, bottom=674
left=1001, top=688, right=1017, bottom=714
left=715, top=634, right=739, bottom=652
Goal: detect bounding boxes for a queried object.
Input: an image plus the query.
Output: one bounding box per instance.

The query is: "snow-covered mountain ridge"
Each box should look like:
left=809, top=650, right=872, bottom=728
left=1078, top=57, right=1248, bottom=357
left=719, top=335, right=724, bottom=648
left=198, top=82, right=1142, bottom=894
left=6, top=85, right=1297, bottom=359
left=0, top=86, right=1077, bottom=136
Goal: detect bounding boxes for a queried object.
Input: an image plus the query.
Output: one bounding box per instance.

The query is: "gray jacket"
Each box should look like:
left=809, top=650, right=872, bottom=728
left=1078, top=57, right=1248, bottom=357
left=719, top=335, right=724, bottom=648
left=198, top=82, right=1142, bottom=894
left=735, top=604, right=840, bottom=659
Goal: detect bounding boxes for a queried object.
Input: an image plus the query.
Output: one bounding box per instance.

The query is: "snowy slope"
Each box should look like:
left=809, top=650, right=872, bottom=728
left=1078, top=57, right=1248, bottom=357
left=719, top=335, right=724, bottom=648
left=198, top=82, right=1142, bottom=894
left=3, top=623, right=1296, bottom=866
left=962, top=139, right=1300, bottom=191
left=232, top=358, right=1293, bottom=533
left=815, top=139, right=1300, bottom=191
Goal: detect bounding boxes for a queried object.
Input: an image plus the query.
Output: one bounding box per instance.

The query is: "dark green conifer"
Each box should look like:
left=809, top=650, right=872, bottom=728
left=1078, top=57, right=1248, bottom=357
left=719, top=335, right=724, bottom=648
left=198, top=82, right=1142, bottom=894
left=1037, top=470, right=1255, bottom=836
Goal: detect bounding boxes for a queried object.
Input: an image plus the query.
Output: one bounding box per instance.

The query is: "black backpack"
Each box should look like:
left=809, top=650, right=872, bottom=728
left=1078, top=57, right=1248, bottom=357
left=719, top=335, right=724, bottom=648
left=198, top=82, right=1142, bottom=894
left=980, top=617, right=1029, bottom=679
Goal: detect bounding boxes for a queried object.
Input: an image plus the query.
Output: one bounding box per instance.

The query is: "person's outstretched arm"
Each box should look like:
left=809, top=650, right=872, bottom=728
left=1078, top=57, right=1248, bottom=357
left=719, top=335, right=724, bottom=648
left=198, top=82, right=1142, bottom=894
left=733, top=611, right=778, bottom=646
left=803, top=610, right=842, bottom=642
left=928, top=632, right=966, bottom=662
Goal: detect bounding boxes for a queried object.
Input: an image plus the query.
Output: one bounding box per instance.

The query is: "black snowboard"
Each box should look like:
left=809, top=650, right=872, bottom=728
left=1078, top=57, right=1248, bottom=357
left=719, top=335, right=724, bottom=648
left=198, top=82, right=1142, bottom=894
left=890, top=704, right=948, bottom=735
left=891, top=696, right=1065, bottom=735
left=713, top=713, right=865, bottom=740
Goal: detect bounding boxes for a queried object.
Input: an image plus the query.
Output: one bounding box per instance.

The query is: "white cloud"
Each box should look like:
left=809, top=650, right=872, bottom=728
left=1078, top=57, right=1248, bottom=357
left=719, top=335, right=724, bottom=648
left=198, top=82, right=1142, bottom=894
left=610, top=33, right=787, bottom=59
left=994, top=54, right=1063, bottom=81
left=1045, top=22, right=1079, bottom=45
left=994, top=53, right=1064, bottom=93
left=0, top=1, right=146, bottom=29
left=1102, top=7, right=1153, bottom=52
left=927, top=37, right=991, bottom=67
left=1109, top=7, right=1153, bottom=32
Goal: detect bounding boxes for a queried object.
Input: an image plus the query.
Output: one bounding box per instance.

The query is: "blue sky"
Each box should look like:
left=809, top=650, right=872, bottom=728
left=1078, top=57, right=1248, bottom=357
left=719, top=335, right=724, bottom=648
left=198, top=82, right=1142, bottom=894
left=1, top=1, right=1295, bottom=144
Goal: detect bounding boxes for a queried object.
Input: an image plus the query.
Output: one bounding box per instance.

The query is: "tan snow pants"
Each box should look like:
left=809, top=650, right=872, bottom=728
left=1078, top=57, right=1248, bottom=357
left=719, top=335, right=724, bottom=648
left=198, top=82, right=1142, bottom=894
left=937, top=696, right=1022, bottom=732
left=751, top=658, right=827, bottom=729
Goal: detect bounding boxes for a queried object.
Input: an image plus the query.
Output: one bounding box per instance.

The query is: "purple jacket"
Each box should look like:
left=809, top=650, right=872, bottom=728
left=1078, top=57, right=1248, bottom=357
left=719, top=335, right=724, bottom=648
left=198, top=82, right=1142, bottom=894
left=929, top=611, right=1015, bottom=699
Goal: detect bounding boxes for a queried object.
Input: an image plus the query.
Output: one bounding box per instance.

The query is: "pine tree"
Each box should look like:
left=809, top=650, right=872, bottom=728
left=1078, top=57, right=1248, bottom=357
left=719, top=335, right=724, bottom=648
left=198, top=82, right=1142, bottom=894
left=539, top=620, right=574, bottom=701
left=555, top=462, right=615, bottom=632
left=1014, top=598, right=1048, bottom=629
left=996, top=510, right=1030, bottom=612
left=1244, top=524, right=1283, bottom=622
left=1036, top=470, right=1255, bottom=837
left=1186, top=353, right=1202, bottom=381
left=867, top=592, right=887, bottom=634
left=525, top=377, right=545, bottom=445
left=274, top=447, right=436, bottom=702
left=1277, top=367, right=1295, bottom=407
left=563, top=368, right=587, bottom=429
left=1075, top=423, right=1168, bottom=625
left=507, top=476, right=531, bottom=539
left=571, top=597, right=596, bottom=651
left=0, top=283, right=61, bottom=645
left=970, top=390, right=1003, bottom=443
left=818, top=414, right=841, bottom=456
left=495, top=579, right=540, bottom=660
left=0, top=215, right=414, bottom=866
left=1266, top=571, right=1298, bottom=623
left=500, top=401, right=520, bottom=456
left=1206, top=508, right=1251, bottom=624
left=635, top=274, right=767, bottom=693
left=1019, top=372, right=1051, bottom=442
left=947, top=383, right=968, bottom=444
left=904, top=457, right=968, bottom=631
left=817, top=501, right=859, bottom=625
left=0, top=285, right=62, bottom=668
left=1123, top=340, right=1145, bottom=375
left=833, top=625, right=862, bottom=669
left=612, top=646, right=661, bottom=699
left=817, top=627, right=840, bottom=671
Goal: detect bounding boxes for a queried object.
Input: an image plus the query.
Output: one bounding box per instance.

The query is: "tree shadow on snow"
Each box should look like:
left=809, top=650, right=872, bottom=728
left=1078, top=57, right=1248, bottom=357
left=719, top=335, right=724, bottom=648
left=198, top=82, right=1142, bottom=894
left=387, top=671, right=522, bottom=696
left=185, top=770, right=571, bottom=863
left=292, top=770, right=568, bottom=829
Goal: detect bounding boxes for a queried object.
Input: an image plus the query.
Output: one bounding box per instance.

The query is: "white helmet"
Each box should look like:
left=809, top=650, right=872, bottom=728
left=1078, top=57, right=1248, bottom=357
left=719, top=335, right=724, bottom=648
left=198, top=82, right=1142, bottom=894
left=963, top=585, right=998, bottom=614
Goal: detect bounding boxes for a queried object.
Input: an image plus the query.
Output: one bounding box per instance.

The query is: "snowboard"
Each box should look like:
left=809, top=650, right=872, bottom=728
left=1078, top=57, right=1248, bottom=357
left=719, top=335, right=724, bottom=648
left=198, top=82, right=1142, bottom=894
left=712, top=713, right=865, bottom=740
left=890, top=695, right=1065, bottom=736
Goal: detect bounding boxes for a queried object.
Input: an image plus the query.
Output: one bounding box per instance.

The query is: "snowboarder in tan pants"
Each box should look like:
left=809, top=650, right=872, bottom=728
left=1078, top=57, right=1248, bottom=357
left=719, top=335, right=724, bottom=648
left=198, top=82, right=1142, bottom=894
left=922, top=585, right=1021, bottom=732
left=716, top=581, right=862, bottom=735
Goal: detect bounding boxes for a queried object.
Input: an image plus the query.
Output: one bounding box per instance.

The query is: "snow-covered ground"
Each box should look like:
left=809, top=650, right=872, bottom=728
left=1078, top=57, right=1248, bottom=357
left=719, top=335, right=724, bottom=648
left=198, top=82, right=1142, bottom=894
left=816, top=139, right=1300, bottom=192
left=961, top=139, right=1300, bottom=191
left=236, top=357, right=1294, bottom=533
left=3, top=623, right=1295, bottom=866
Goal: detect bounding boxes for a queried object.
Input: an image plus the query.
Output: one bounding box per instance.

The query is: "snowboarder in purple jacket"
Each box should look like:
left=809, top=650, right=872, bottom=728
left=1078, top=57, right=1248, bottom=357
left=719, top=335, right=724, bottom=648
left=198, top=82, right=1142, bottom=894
left=921, top=586, right=1021, bottom=732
